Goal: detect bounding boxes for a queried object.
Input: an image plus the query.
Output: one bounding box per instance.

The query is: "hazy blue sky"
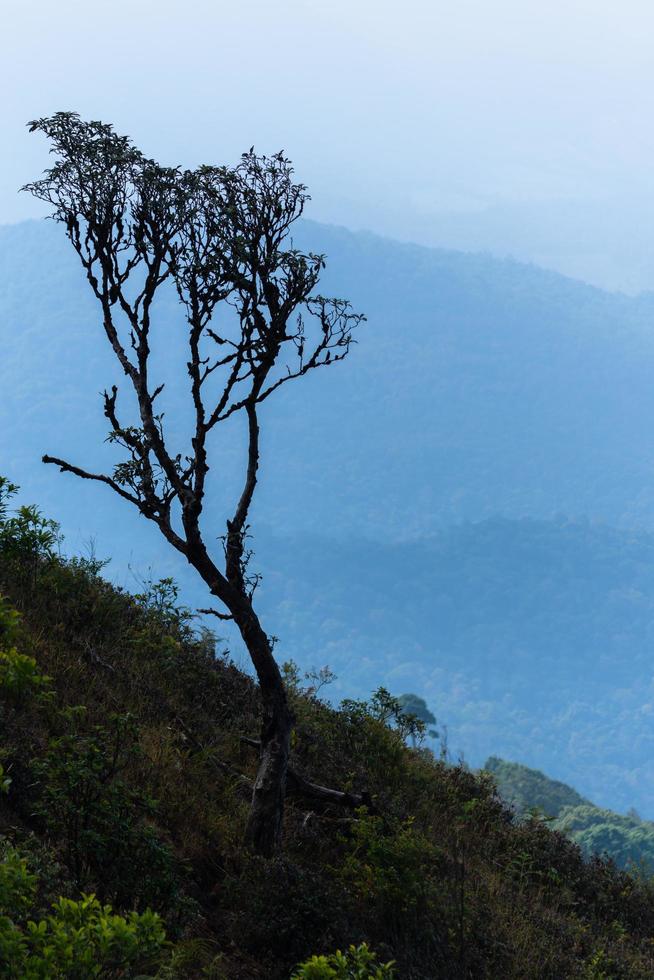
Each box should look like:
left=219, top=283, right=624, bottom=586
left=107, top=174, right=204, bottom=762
left=4, top=0, right=654, bottom=288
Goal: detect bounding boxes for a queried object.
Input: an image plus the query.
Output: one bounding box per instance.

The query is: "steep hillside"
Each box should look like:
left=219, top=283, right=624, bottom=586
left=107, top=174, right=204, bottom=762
left=3, top=489, right=654, bottom=978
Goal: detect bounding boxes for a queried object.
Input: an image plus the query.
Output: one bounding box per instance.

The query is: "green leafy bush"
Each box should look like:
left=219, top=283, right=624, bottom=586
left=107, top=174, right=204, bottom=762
left=0, top=838, right=165, bottom=978
left=0, top=478, right=60, bottom=595
left=0, top=593, right=20, bottom=646
left=340, top=688, right=426, bottom=747
left=292, top=943, right=395, bottom=979
left=0, top=648, right=50, bottom=702
left=0, top=478, right=18, bottom=525
left=0, top=842, right=37, bottom=916
left=134, top=575, right=194, bottom=637
left=0, top=595, right=49, bottom=703
left=0, top=894, right=165, bottom=979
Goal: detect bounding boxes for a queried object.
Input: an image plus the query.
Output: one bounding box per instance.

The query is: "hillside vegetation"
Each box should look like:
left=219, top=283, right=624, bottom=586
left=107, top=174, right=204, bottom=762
left=2, top=484, right=654, bottom=977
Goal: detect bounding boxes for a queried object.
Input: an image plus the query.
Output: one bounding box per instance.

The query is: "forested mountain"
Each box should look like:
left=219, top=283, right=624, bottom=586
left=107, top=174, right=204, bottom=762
left=484, top=757, right=590, bottom=816
left=5, top=218, right=654, bottom=539
left=4, top=219, right=654, bottom=816
left=253, top=519, right=654, bottom=815
left=486, top=757, right=654, bottom=873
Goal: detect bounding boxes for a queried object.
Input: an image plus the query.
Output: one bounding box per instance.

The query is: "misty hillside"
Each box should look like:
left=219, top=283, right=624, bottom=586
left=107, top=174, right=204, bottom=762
left=5, top=218, right=654, bottom=540
left=254, top=519, right=654, bottom=815
left=5, top=220, right=654, bottom=816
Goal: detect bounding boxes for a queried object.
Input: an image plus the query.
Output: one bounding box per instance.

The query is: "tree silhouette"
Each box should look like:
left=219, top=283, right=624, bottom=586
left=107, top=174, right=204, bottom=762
left=25, top=112, right=364, bottom=855
left=397, top=693, right=438, bottom=746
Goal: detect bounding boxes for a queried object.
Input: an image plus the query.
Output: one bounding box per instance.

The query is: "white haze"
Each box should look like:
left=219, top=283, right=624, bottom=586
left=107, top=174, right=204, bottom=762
left=3, top=0, right=654, bottom=290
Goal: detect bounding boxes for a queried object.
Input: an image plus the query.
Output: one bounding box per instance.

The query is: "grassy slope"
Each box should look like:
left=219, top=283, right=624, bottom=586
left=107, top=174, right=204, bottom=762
left=2, top=533, right=654, bottom=977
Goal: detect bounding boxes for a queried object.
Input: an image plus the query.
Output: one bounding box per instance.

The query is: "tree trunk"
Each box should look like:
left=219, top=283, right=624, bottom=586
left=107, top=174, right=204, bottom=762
left=244, top=698, right=293, bottom=856
left=231, top=600, right=293, bottom=856
left=185, top=539, right=293, bottom=855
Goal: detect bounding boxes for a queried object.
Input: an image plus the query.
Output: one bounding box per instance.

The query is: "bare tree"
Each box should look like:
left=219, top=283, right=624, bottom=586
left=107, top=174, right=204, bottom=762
left=25, top=112, right=364, bottom=856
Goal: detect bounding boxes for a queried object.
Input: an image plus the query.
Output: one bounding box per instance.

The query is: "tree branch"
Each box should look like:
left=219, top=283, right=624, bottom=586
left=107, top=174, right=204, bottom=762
left=240, top=737, right=374, bottom=811
left=42, top=454, right=142, bottom=509
left=198, top=606, right=234, bottom=622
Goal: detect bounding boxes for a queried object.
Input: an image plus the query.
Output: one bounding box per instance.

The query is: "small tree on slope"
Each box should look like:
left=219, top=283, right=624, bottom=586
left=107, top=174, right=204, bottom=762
left=24, top=112, right=364, bottom=856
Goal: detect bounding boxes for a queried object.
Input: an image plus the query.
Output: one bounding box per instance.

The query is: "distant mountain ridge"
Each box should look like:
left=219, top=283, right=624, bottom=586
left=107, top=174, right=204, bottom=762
left=253, top=518, right=654, bottom=816
left=486, top=757, right=654, bottom=872
left=4, top=218, right=654, bottom=541
left=485, top=756, right=591, bottom=817
left=4, top=219, right=654, bottom=815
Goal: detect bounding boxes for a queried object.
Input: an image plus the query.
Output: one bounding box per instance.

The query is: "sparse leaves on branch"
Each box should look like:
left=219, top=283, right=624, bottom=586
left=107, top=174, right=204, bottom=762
left=24, top=114, right=362, bottom=544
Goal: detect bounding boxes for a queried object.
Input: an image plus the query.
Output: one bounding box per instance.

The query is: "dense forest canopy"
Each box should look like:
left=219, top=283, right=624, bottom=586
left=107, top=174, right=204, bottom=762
left=254, top=519, right=654, bottom=814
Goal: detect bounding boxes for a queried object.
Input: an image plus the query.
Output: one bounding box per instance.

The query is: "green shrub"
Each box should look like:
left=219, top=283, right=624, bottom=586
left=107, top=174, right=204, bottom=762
left=0, top=843, right=37, bottom=918
left=0, top=501, right=59, bottom=563
left=31, top=710, right=179, bottom=912
left=0, top=648, right=50, bottom=702
left=0, top=893, right=165, bottom=979
left=340, top=688, right=426, bottom=747
left=0, top=595, right=49, bottom=705
left=0, top=594, right=20, bottom=647
left=134, top=575, right=194, bottom=638
left=291, top=943, right=396, bottom=979
left=0, top=838, right=166, bottom=978
left=0, top=478, right=18, bottom=525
